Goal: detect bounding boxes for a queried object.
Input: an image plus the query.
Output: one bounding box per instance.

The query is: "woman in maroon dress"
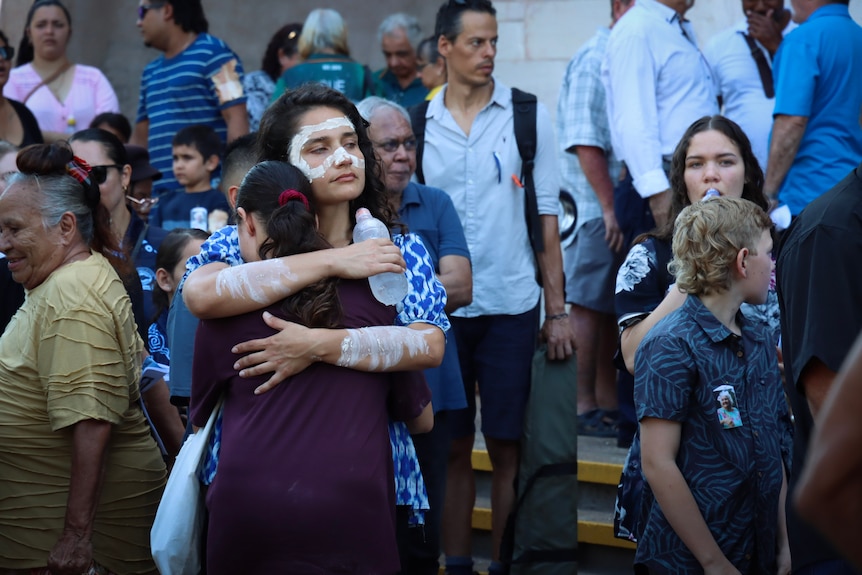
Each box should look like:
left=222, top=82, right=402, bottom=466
left=190, top=154, right=437, bottom=573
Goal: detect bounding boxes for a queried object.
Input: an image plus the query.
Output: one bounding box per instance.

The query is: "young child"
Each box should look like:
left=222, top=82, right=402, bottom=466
left=149, top=227, right=210, bottom=368
left=149, top=125, right=231, bottom=231
left=634, top=197, right=792, bottom=575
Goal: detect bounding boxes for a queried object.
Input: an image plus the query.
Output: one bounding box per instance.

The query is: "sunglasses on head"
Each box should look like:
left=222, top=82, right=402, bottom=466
left=137, top=2, right=165, bottom=20
left=0, top=46, right=15, bottom=62
left=89, top=164, right=123, bottom=185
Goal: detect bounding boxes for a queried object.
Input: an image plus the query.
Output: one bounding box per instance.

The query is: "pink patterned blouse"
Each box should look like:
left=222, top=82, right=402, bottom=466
left=3, top=63, right=120, bottom=134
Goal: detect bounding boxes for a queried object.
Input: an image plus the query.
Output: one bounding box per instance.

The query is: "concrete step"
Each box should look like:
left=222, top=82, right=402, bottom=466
left=466, top=435, right=635, bottom=574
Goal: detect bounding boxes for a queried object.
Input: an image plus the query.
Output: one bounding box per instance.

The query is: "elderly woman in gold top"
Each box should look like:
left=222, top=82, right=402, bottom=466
left=0, top=143, right=164, bottom=575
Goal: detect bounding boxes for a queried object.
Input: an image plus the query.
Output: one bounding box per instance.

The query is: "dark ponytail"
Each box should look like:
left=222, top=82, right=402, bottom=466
left=236, top=160, right=342, bottom=327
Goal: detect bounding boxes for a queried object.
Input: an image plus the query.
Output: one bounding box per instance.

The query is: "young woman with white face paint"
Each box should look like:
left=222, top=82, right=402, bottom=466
left=190, top=159, right=436, bottom=574
left=184, top=84, right=447, bottom=391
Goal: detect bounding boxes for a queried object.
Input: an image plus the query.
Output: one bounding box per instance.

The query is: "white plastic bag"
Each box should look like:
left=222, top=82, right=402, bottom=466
left=151, top=399, right=222, bottom=575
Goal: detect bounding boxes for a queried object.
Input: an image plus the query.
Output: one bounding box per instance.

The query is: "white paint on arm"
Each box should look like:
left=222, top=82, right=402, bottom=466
left=336, top=326, right=435, bottom=371
left=214, top=259, right=298, bottom=304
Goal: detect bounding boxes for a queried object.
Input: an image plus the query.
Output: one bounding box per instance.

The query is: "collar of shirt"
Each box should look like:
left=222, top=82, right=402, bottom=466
left=732, top=14, right=798, bottom=37
left=806, top=2, right=851, bottom=24
left=427, top=76, right=509, bottom=121
left=379, top=68, right=424, bottom=91
left=683, top=294, right=765, bottom=344
left=305, top=52, right=353, bottom=63
left=638, top=0, right=685, bottom=25
left=400, top=181, right=422, bottom=209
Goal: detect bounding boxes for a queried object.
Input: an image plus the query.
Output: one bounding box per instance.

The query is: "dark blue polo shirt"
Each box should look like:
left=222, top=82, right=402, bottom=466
left=374, top=68, right=428, bottom=108
left=634, top=295, right=791, bottom=574
left=398, top=181, right=470, bottom=412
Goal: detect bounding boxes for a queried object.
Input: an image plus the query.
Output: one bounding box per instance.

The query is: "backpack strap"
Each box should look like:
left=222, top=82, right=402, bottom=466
left=408, top=100, right=431, bottom=185
left=511, top=87, right=545, bottom=286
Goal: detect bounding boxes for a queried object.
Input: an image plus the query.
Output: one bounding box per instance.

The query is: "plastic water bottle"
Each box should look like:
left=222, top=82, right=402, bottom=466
left=703, top=188, right=720, bottom=201
left=353, top=208, right=408, bottom=305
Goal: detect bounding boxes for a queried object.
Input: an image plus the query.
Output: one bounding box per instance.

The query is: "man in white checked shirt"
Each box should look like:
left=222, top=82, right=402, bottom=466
left=556, top=0, right=633, bottom=439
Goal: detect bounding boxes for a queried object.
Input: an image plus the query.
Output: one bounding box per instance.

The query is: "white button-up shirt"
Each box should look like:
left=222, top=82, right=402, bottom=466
left=704, top=18, right=797, bottom=172
left=421, top=79, right=560, bottom=317
left=602, top=0, right=718, bottom=198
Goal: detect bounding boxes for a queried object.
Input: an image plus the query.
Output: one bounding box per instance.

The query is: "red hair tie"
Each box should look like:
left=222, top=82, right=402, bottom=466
left=65, top=155, right=92, bottom=185
left=278, top=189, right=309, bottom=209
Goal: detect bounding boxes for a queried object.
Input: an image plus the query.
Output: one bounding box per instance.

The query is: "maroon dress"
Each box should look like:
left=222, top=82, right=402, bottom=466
left=190, top=279, right=431, bottom=574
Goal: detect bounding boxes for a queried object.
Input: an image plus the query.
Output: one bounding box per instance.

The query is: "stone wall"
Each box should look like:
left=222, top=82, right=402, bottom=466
left=2, top=0, right=861, bottom=124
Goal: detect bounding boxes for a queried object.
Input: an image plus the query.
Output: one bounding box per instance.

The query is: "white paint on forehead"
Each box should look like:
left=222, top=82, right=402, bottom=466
left=288, top=116, right=362, bottom=182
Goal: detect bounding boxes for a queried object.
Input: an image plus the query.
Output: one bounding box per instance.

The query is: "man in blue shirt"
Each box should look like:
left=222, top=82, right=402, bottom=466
left=417, top=2, right=575, bottom=573
left=132, top=0, right=249, bottom=194
left=359, top=96, right=471, bottom=575
left=764, top=0, right=862, bottom=215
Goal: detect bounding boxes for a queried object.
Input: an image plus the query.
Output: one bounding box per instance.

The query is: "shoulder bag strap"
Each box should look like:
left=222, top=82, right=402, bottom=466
left=22, top=61, right=73, bottom=104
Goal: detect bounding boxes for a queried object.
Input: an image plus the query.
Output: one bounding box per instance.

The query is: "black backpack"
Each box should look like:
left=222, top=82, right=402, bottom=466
left=408, top=87, right=545, bottom=285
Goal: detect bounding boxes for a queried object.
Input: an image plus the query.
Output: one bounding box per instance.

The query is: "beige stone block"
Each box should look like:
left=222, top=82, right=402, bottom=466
left=688, top=1, right=742, bottom=48
left=494, top=60, right=569, bottom=123
left=497, top=21, right=526, bottom=61
left=526, top=0, right=610, bottom=60
left=496, top=1, right=527, bottom=22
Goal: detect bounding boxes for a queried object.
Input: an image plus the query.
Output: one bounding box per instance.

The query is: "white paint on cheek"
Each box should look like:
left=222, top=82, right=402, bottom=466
left=336, top=326, right=433, bottom=371
left=288, top=117, right=358, bottom=182
left=214, top=259, right=299, bottom=304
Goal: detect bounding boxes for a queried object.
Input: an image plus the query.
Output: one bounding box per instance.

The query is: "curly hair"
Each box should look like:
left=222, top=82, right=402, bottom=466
left=236, top=160, right=342, bottom=328
left=256, top=83, right=400, bottom=232
left=640, top=115, right=767, bottom=245
left=670, top=197, right=772, bottom=296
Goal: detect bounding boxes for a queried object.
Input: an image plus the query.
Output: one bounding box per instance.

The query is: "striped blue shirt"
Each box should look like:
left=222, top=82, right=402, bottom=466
left=137, top=33, right=246, bottom=194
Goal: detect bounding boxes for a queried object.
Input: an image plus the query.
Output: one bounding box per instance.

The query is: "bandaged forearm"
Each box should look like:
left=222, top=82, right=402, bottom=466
left=214, top=259, right=298, bottom=304
left=336, top=326, right=435, bottom=371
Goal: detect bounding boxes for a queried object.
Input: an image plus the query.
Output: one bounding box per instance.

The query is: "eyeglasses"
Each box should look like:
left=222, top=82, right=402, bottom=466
left=137, top=2, right=165, bottom=20
left=373, top=138, right=418, bottom=153
left=89, top=164, right=123, bottom=185
left=126, top=195, right=159, bottom=207
left=0, top=46, right=15, bottom=62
